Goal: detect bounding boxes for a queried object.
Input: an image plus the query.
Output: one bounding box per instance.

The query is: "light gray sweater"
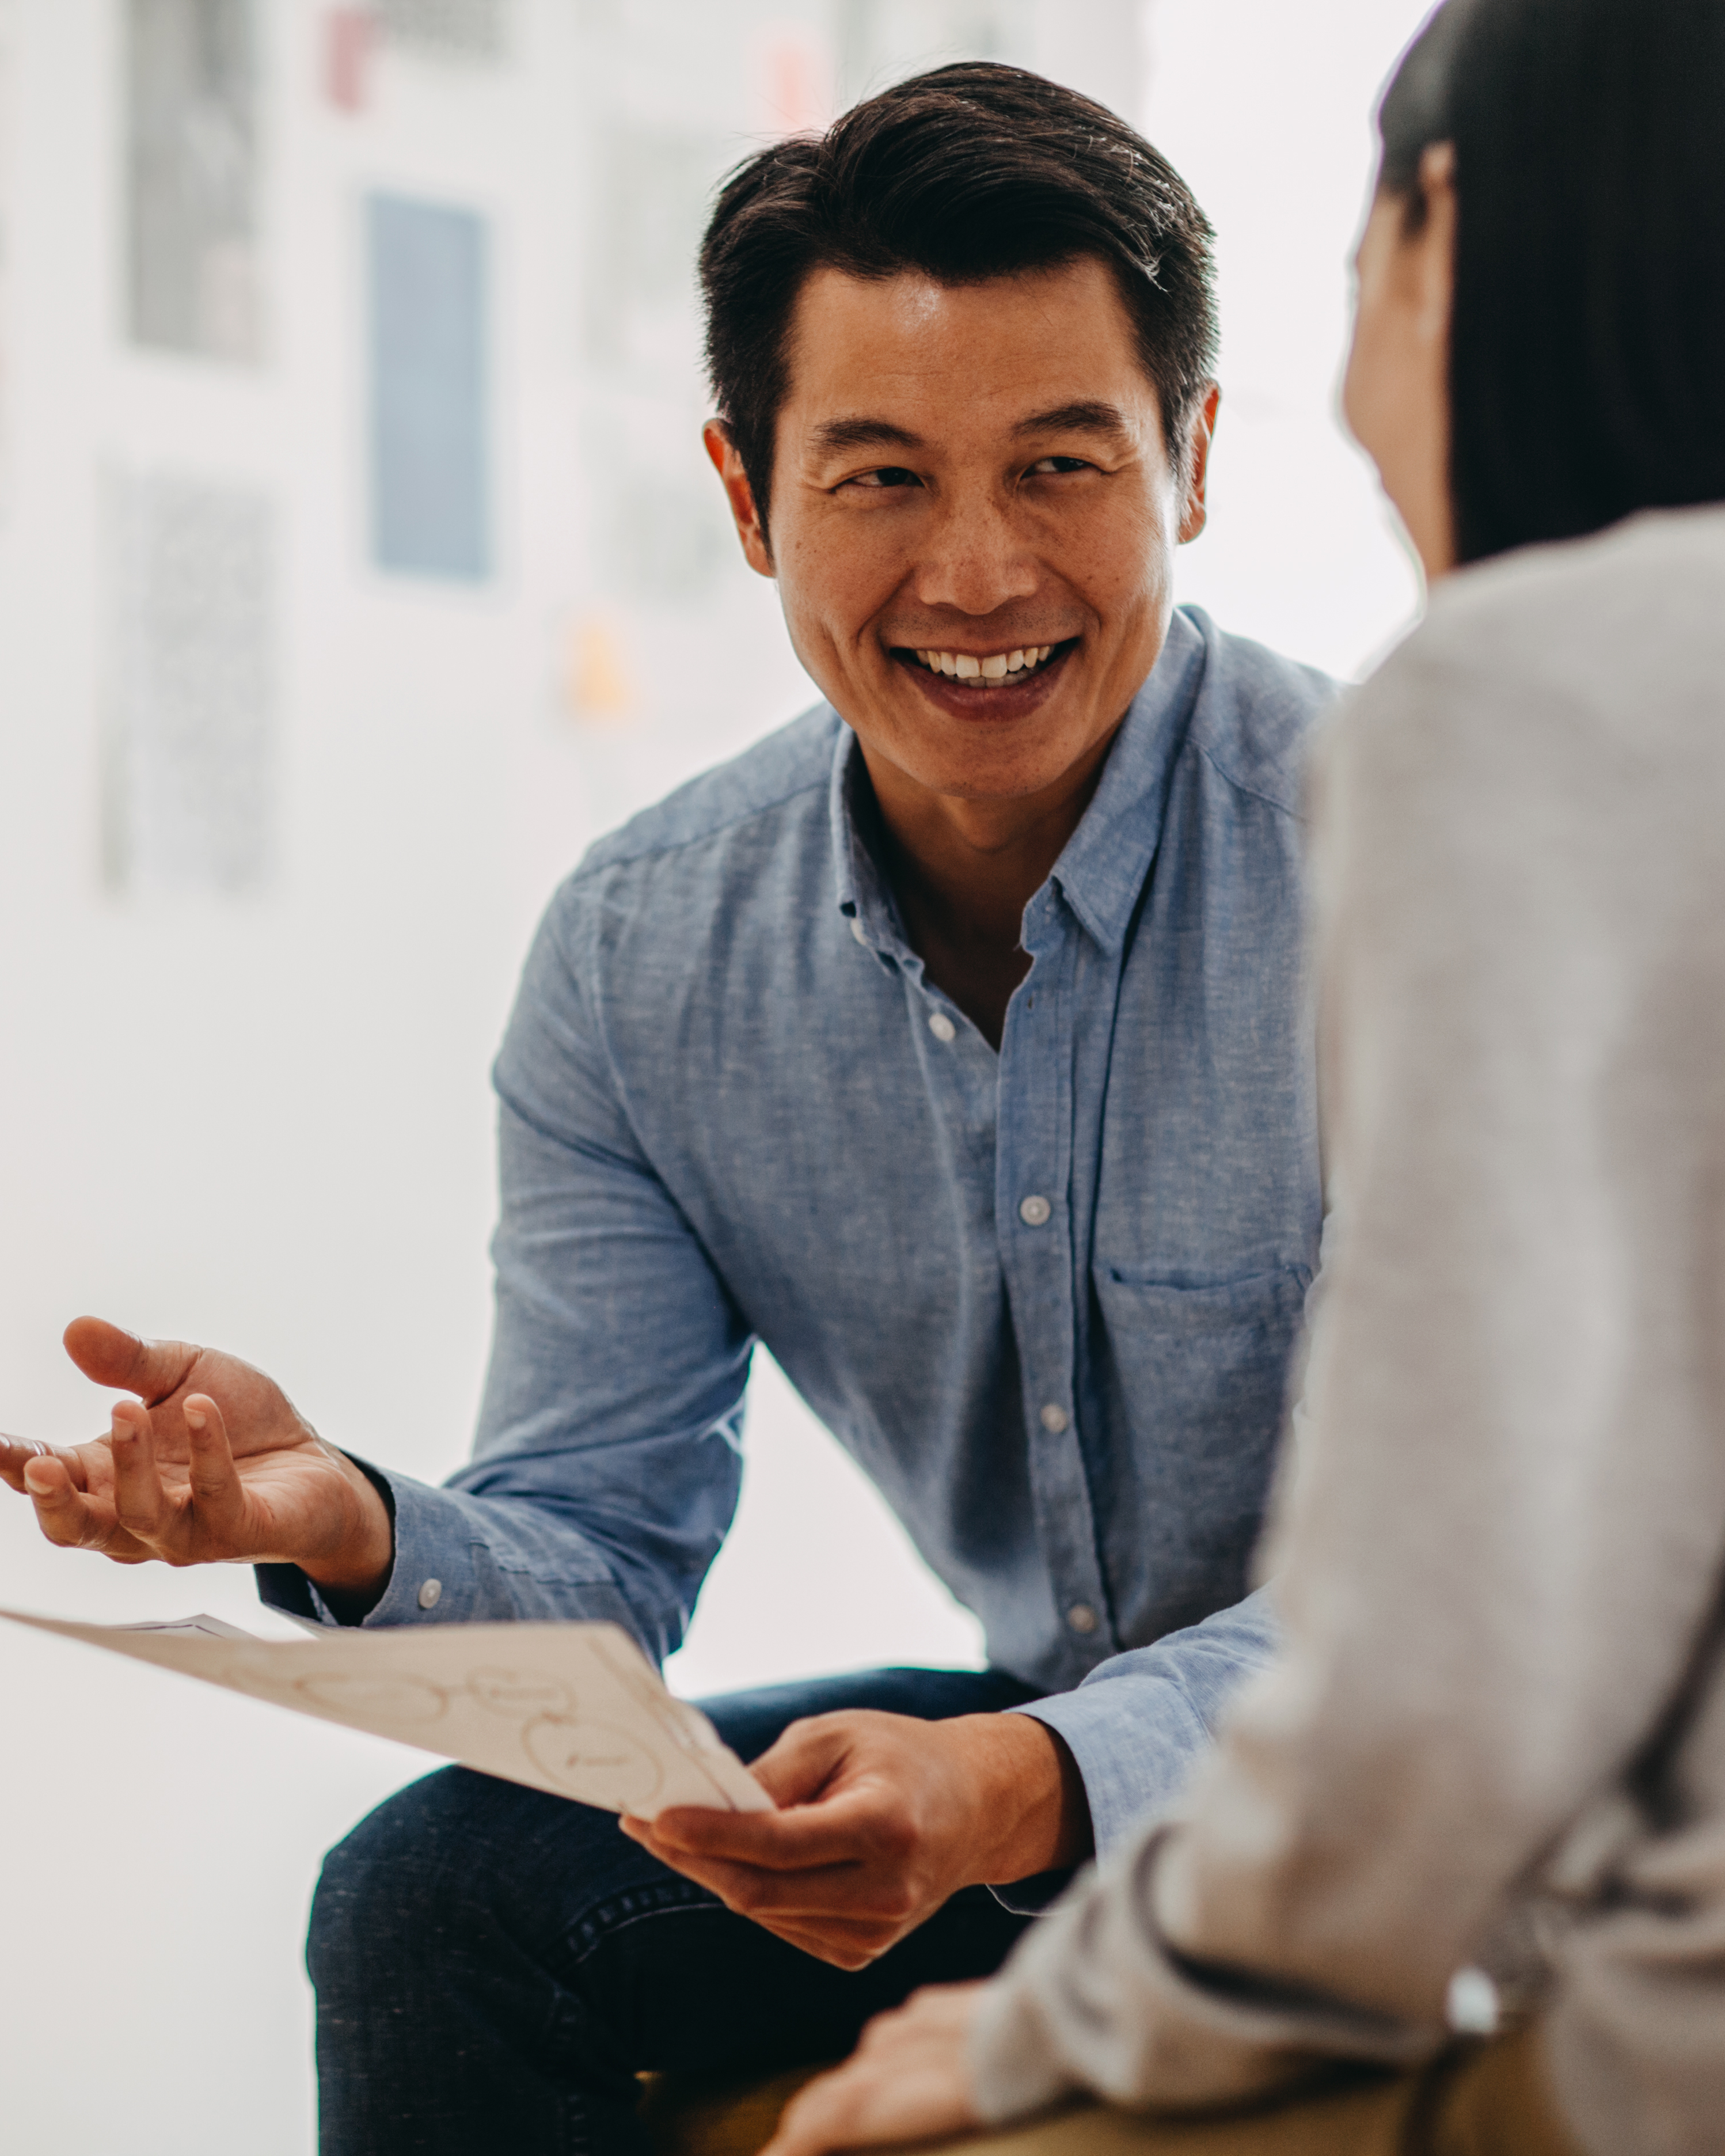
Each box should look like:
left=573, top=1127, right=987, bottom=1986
left=971, top=508, right=1725, bottom=2156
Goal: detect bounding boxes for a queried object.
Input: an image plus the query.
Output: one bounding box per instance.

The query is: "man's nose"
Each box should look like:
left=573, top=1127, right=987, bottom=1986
left=910, top=489, right=1039, bottom=617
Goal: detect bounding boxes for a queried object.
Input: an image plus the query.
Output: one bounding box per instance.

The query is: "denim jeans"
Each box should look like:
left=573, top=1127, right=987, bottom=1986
left=308, top=1665, right=1042, bottom=2155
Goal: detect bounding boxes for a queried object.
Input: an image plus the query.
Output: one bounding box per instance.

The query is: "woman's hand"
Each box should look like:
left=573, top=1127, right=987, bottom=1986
left=763, top=1982, right=987, bottom=2156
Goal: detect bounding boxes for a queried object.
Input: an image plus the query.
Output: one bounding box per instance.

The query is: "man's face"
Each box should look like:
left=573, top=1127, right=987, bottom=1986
left=708, top=257, right=1215, bottom=808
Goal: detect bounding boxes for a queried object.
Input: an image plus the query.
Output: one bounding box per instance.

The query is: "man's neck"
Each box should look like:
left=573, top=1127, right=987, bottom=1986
left=861, top=726, right=1122, bottom=1050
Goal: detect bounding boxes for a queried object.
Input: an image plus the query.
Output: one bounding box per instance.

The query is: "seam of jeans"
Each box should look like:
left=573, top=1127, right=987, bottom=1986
left=563, top=1878, right=723, bottom=1968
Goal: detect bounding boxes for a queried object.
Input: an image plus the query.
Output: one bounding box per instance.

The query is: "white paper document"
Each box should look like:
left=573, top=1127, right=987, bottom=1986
left=0, top=1608, right=772, bottom=1817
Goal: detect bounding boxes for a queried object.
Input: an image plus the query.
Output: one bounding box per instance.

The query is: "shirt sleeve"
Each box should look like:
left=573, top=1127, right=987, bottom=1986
left=260, top=874, right=754, bottom=1661
left=967, top=590, right=1725, bottom=2126
left=1005, top=1586, right=1280, bottom=1868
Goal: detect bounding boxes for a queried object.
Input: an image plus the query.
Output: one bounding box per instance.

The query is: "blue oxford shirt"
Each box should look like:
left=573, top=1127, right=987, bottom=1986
left=261, top=606, right=1330, bottom=1857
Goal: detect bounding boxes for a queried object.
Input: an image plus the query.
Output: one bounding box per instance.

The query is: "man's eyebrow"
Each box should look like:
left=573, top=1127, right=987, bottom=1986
left=1013, top=401, right=1135, bottom=443
left=808, top=416, right=925, bottom=456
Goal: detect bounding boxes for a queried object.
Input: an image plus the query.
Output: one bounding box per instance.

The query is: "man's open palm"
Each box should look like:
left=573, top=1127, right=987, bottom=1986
left=0, top=1319, right=392, bottom=1594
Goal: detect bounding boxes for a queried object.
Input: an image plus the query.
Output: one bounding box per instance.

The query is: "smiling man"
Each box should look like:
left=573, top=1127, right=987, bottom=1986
left=1, top=64, right=1331, bottom=2156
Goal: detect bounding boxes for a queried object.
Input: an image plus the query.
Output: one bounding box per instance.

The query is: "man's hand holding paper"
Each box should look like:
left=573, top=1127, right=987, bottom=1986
left=0, top=1316, right=393, bottom=1601
left=623, top=1705, right=1089, bottom=1968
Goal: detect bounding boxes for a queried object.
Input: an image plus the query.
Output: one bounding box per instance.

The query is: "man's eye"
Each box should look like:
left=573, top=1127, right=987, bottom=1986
left=1028, top=456, right=1095, bottom=476
left=844, top=467, right=921, bottom=490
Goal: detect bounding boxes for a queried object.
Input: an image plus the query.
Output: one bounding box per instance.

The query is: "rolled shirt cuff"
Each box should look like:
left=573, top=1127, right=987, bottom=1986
left=1008, top=1679, right=1209, bottom=1859
left=254, top=1461, right=646, bottom=1635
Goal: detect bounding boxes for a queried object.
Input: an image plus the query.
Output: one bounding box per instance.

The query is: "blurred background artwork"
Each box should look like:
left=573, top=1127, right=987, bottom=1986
left=0, top=3, right=1431, bottom=2149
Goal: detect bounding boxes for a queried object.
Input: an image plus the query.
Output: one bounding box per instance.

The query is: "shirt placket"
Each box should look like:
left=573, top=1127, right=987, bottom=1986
left=997, top=890, right=1115, bottom=1667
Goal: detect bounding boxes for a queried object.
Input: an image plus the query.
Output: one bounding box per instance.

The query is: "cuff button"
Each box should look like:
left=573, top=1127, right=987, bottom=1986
left=417, top=1578, right=443, bottom=1610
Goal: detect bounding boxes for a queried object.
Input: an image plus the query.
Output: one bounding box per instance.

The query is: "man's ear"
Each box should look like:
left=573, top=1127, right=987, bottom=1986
left=1177, top=382, right=1222, bottom=545
left=703, top=421, right=775, bottom=578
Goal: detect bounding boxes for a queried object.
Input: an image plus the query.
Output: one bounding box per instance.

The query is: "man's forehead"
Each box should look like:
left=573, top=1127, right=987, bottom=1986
left=784, top=260, right=1157, bottom=442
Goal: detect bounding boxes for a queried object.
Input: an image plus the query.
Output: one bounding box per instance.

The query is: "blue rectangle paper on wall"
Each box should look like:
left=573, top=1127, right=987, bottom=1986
left=367, top=193, right=492, bottom=580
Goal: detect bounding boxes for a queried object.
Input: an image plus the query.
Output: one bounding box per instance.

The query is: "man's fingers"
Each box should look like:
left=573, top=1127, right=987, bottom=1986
left=22, top=1452, right=108, bottom=1549
left=754, top=1923, right=886, bottom=1972
left=641, top=1843, right=872, bottom=1916
left=625, top=1831, right=904, bottom=1945
left=183, top=1395, right=249, bottom=1540
left=748, top=1717, right=854, bottom=1808
left=62, top=1316, right=198, bottom=1407
left=643, top=1792, right=884, bottom=1872
left=0, top=1437, right=90, bottom=1495
left=108, top=1401, right=168, bottom=1539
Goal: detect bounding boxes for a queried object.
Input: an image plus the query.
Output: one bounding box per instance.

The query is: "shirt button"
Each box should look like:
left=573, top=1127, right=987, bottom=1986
left=927, top=1011, right=956, bottom=1044
left=417, top=1578, right=443, bottom=1610
left=850, top=916, right=868, bottom=944
left=1019, top=1194, right=1052, bottom=1227
left=1066, top=1603, right=1099, bottom=1635
left=1039, top=1403, right=1070, bottom=1434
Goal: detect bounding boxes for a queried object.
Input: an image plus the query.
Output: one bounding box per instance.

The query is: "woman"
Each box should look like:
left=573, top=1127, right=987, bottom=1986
left=761, top=2, right=1725, bottom=2152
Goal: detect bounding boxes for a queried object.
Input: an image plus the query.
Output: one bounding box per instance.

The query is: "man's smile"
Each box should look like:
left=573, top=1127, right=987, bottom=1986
left=889, top=637, right=1080, bottom=718
left=910, top=643, right=1058, bottom=681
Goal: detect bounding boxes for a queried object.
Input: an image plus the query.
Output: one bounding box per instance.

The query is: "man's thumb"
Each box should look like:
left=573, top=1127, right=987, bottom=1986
left=746, top=1715, right=851, bottom=1808
left=62, top=1316, right=197, bottom=1405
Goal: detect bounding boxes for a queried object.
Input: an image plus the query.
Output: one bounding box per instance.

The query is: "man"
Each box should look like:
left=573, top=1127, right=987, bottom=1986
left=1, top=64, right=1329, bottom=2155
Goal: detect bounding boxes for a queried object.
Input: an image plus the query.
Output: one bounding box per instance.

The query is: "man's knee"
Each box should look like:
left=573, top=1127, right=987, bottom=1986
left=309, top=1771, right=456, bottom=1992
left=308, top=1766, right=617, bottom=1995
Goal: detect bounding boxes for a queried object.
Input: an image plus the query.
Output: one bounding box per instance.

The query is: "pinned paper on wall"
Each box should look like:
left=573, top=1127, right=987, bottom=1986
left=582, top=122, right=729, bottom=379
left=754, top=22, right=834, bottom=137
left=368, top=192, right=492, bottom=582
left=103, top=470, right=276, bottom=896
left=375, top=0, right=508, bottom=62
left=323, top=7, right=375, bottom=112
left=0, top=1609, right=772, bottom=1817
left=835, top=0, right=1034, bottom=104
left=126, top=0, right=264, bottom=363
left=564, top=613, right=638, bottom=725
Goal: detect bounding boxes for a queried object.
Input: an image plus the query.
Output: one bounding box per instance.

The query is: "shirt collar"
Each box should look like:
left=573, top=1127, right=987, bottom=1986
left=830, top=606, right=1208, bottom=960
left=1045, top=606, right=1207, bottom=955
left=830, top=723, right=909, bottom=958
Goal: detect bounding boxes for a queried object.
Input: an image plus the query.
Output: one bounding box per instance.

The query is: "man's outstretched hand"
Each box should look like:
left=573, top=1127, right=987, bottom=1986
left=0, top=1318, right=393, bottom=1601
left=621, top=1706, right=1091, bottom=1969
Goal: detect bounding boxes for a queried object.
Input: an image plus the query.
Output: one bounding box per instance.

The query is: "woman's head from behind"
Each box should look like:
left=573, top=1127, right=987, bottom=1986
left=1344, top=0, right=1725, bottom=582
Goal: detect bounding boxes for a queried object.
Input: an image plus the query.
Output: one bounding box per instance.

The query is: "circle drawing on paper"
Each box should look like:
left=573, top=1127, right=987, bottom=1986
left=522, top=1718, right=663, bottom=1810
left=468, top=1668, right=576, bottom=1720
left=292, top=1672, right=449, bottom=1726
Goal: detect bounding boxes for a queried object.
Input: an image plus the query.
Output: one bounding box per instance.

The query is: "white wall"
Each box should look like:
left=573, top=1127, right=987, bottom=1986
left=0, top=3, right=1433, bottom=2148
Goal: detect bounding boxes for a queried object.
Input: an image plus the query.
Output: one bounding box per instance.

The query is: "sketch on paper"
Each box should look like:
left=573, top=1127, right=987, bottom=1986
left=0, top=1610, right=772, bottom=1818
left=368, top=193, right=492, bottom=582
left=102, top=470, right=276, bottom=897
left=126, top=0, right=263, bottom=363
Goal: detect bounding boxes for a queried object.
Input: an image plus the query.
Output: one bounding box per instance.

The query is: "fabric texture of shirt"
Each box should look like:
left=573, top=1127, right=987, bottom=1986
left=968, top=511, right=1725, bottom=2156
left=261, top=605, right=1329, bottom=1852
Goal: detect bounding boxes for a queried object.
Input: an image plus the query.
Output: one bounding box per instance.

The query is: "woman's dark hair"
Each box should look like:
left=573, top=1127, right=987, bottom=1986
left=700, top=64, right=1217, bottom=551
left=1379, top=0, right=1725, bottom=565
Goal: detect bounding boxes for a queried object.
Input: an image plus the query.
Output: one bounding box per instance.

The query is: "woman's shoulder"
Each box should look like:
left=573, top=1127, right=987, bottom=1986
left=1404, top=506, right=1725, bottom=709
left=1341, top=506, right=1725, bottom=803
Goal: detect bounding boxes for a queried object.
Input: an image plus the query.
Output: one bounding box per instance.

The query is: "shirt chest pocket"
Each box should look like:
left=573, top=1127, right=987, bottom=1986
left=1092, top=1262, right=1310, bottom=1467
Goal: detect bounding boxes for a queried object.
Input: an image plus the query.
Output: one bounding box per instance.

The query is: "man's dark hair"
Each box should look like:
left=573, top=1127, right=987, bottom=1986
left=700, top=63, right=1217, bottom=551
left=1379, top=0, right=1725, bottom=565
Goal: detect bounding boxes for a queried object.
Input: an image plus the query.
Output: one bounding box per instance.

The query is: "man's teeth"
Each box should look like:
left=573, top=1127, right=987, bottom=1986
left=914, top=645, right=1058, bottom=682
